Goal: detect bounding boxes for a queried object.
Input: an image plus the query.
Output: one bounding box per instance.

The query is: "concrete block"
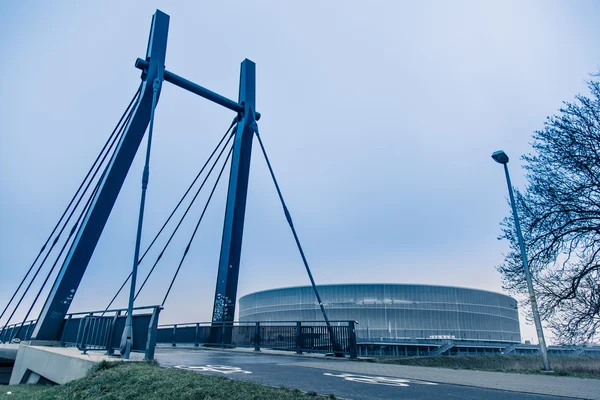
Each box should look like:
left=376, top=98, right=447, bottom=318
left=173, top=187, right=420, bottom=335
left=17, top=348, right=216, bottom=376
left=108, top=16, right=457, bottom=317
left=9, top=345, right=95, bottom=385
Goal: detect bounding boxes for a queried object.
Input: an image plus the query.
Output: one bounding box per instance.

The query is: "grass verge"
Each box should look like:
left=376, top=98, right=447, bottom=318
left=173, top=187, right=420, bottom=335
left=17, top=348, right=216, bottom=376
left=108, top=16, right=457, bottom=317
left=368, top=355, right=600, bottom=379
left=0, top=361, right=333, bottom=399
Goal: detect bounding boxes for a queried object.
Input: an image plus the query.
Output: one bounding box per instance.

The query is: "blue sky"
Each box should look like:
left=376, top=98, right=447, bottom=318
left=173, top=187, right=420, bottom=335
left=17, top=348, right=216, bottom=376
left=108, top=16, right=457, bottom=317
left=1, top=1, right=599, bottom=344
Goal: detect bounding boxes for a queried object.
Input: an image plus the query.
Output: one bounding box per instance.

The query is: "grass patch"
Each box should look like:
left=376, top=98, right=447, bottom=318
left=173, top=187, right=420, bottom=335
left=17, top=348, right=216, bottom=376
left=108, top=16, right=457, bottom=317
left=369, top=355, right=600, bottom=379
left=0, top=361, right=330, bottom=399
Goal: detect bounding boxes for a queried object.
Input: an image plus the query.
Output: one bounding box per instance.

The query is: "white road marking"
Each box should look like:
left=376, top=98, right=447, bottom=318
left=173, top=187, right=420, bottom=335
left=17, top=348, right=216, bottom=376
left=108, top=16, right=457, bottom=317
left=175, top=364, right=252, bottom=374
left=323, top=372, right=438, bottom=387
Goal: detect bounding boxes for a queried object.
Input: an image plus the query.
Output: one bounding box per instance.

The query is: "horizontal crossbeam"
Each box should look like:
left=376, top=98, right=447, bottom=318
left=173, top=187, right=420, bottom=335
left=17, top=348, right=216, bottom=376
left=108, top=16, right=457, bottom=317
left=135, top=58, right=261, bottom=120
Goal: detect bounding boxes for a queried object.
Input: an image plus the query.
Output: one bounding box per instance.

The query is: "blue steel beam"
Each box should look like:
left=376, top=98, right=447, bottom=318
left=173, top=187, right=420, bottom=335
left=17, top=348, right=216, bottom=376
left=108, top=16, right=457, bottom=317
left=134, top=58, right=260, bottom=120
left=31, top=10, right=170, bottom=341
left=211, top=60, right=256, bottom=333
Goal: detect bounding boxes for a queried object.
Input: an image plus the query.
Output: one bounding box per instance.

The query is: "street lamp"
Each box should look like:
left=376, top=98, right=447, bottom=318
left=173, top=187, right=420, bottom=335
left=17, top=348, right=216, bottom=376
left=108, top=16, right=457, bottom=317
left=492, top=150, right=551, bottom=371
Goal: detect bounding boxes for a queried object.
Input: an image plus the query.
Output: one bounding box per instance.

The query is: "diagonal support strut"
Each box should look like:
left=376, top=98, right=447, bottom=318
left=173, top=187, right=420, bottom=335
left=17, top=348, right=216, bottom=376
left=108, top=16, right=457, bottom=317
left=31, top=10, right=170, bottom=341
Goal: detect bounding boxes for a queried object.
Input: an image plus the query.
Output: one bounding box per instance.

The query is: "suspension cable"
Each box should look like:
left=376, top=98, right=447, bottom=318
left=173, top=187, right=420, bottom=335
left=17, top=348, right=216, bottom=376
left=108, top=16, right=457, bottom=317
left=121, top=78, right=161, bottom=359
left=0, top=85, right=141, bottom=323
left=102, top=119, right=237, bottom=312
left=161, top=143, right=234, bottom=307
left=1, top=96, right=137, bottom=331
left=252, top=124, right=334, bottom=331
left=134, top=129, right=236, bottom=301
left=11, top=165, right=107, bottom=340
left=136, top=118, right=237, bottom=266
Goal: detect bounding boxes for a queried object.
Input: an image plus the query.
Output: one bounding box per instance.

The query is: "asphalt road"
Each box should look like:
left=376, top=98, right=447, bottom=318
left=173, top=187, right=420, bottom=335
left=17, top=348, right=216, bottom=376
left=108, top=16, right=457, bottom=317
left=154, top=348, right=577, bottom=400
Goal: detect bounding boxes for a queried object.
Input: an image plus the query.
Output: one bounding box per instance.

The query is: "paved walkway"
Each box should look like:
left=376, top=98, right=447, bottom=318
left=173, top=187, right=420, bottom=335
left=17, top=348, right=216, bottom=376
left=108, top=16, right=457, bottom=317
left=156, top=348, right=570, bottom=400
left=291, top=360, right=598, bottom=399
left=155, top=346, right=596, bottom=399
left=6, top=343, right=595, bottom=399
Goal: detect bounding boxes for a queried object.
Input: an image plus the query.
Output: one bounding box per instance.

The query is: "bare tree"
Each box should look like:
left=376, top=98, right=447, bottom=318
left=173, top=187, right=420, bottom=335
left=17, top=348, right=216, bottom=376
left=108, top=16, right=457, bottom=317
left=498, top=73, right=600, bottom=345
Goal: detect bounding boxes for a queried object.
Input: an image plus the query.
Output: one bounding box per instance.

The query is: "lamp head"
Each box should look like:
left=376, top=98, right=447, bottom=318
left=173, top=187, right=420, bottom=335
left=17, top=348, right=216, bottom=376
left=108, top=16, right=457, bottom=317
left=492, top=150, right=509, bottom=164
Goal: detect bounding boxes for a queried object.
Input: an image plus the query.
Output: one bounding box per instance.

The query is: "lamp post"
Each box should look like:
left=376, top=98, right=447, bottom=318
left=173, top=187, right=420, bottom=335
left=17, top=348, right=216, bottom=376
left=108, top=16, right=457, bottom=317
left=492, top=150, right=551, bottom=371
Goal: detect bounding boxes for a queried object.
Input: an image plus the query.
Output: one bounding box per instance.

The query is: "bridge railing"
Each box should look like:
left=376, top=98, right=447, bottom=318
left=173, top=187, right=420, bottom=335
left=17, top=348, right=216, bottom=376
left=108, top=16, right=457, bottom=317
left=156, top=320, right=358, bottom=358
left=73, top=315, right=115, bottom=353
left=61, top=305, right=162, bottom=360
left=0, top=320, right=37, bottom=343
left=0, top=305, right=162, bottom=360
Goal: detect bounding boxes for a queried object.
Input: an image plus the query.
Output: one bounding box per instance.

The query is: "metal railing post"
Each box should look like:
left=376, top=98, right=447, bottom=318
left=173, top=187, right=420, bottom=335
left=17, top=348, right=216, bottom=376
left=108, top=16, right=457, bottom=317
left=60, top=315, right=72, bottom=346
left=75, top=317, right=85, bottom=349
left=348, top=321, right=358, bottom=359
left=171, top=324, right=177, bottom=347
left=105, top=311, right=121, bottom=355
left=145, top=306, right=160, bottom=360
left=14, top=321, right=26, bottom=342
left=4, top=326, right=10, bottom=343
left=194, top=323, right=199, bottom=347
left=254, top=322, right=261, bottom=352
left=24, top=321, right=33, bottom=341
left=102, top=318, right=110, bottom=350
left=296, top=322, right=302, bottom=354
left=90, top=316, right=99, bottom=348
left=77, top=314, right=92, bottom=354
left=221, top=323, right=225, bottom=349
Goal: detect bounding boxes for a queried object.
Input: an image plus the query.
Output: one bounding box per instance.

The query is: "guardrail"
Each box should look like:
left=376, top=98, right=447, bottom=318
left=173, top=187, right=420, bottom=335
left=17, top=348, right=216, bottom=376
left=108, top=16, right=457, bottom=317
left=0, top=305, right=162, bottom=360
left=157, top=320, right=358, bottom=359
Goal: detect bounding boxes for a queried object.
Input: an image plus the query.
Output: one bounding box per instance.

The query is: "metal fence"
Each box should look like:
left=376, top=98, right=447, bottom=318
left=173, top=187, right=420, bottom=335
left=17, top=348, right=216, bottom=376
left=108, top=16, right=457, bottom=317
left=157, top=320, right=358, bottom=358
left=0, top=305, right=162, bottom=360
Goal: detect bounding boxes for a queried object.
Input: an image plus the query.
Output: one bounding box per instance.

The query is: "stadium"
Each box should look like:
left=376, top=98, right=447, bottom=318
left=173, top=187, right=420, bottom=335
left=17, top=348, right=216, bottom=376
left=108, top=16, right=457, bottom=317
left=239, top=283, right=523, bottom=356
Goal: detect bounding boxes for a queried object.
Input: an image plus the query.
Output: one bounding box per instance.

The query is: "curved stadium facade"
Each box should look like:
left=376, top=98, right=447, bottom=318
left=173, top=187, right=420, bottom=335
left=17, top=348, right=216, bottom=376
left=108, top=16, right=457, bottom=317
left=239, top=284, right=521, bottom=347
